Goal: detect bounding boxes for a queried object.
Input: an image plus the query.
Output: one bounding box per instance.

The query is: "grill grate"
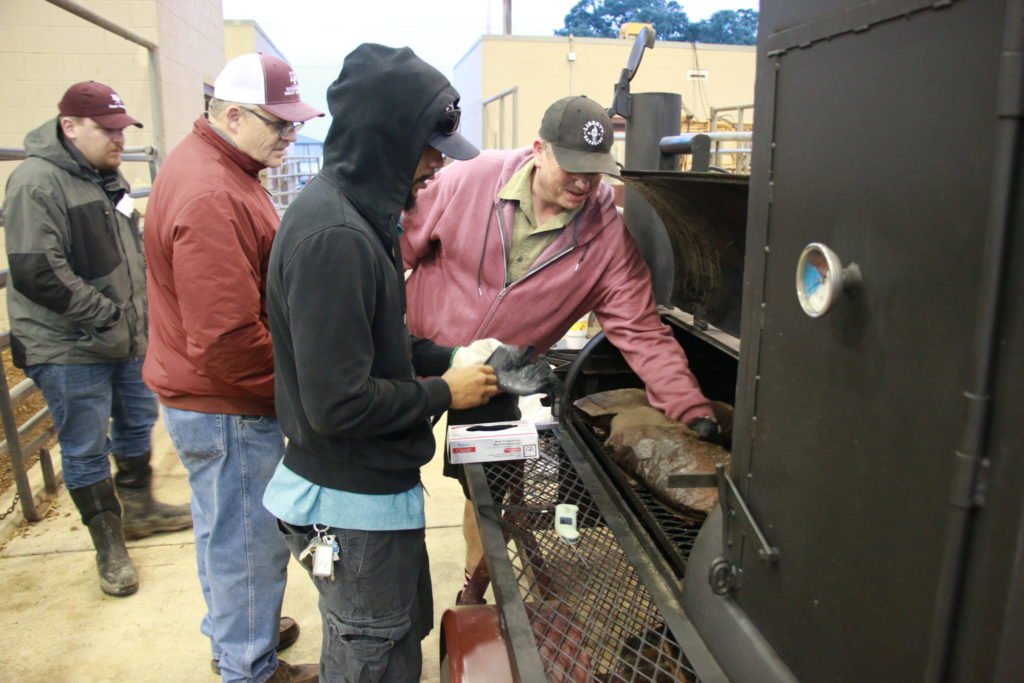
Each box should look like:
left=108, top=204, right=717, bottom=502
left=616, top=473, right=705, bottom=579
left=482, top=430, right=701, bottom=682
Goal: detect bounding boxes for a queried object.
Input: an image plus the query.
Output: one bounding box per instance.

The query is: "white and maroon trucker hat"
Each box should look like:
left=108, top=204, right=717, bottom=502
left=213, top=53, right=324, bottom=122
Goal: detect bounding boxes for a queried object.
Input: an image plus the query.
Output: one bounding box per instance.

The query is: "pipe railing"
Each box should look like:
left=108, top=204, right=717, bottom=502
left=0, top=147, right=159, bottom=227
left=482, top=86, right=519, bottom=150
left=0, top=269, right=58, bottom=523
left=44, top=0, right=166, bottom=157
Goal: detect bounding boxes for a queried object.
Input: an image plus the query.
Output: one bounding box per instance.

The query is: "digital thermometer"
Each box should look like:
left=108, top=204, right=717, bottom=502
left=554, top=503, right=580, bottom=544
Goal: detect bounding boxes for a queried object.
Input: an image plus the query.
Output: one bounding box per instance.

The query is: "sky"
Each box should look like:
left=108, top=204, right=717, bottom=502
left=221, top=0, right=760, bottom=141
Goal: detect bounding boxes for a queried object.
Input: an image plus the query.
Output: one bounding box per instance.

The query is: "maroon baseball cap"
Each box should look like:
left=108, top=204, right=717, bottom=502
left=58, top=81, right=142, bottom=129
left=213, top=53, right=324, bottom=122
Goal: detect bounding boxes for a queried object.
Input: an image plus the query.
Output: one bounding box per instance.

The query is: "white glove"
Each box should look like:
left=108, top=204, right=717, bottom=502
left=451, top=338, right=504, bottom=368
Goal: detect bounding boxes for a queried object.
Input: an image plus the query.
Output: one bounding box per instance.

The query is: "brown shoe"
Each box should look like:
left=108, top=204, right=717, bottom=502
left=266, top=660, right=319, bottom=683
left=210, top=617, right=302, bottom=674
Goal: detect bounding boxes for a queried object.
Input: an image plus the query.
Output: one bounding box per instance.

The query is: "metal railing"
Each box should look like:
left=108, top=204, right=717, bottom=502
left=266, top=155, right=321, bottom=212
left=709, top=103, right=754, bottom=172
left=45, top=0, right=166, bottom=157
left=0, top=270, right=58, bottom=523
left=0, top=147, right=160, bottom=228
left=483, top=86, right=519, bottom=150
left=659, top=132, right=753, bottom=173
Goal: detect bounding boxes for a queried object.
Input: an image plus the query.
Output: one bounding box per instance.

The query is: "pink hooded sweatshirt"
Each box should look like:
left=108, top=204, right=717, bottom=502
left=401, top=147, right=713, bottom=424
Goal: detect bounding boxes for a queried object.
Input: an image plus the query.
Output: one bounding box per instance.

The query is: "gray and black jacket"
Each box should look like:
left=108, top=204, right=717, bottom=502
left=3, top=118, right=147, bottom=368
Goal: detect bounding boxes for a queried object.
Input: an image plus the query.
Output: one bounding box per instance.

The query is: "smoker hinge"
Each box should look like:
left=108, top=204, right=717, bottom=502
left=950, top=451, right=990, bottom=509
left=675, top=465, right=780, bottom=595
left=951, top=390, right=991, bottom=508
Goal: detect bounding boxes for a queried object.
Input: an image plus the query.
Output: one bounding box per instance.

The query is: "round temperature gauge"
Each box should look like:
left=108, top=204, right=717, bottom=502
left=795, top=242, right=845, bottom=317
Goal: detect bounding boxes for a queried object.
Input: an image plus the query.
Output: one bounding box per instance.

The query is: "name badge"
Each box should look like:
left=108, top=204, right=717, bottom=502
left=116, top=194, right=135, bottom=217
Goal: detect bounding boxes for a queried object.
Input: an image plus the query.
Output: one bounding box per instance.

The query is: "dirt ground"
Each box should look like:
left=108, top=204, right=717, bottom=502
left=0, top=348, right=54, bottom=498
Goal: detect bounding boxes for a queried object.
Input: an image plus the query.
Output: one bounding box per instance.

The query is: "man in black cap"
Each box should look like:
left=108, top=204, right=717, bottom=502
left=264, top=43, right=499, bottom=680
left=400, top=95, right=721, bottom=600
left=3, top=81, right=191, bottom=598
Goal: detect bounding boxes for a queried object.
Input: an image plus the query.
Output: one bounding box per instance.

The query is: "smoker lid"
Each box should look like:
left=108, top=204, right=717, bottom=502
left=621, top=170, right=748, bottom=338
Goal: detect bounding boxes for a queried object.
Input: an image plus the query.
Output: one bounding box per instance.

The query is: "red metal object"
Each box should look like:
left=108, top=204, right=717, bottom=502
left=440, top=605, right=514, bottom=682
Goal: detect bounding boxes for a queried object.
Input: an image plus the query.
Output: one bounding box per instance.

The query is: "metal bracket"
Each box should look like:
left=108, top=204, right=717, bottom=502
left=716, top=464, right=779, bottom=568
left=666, top=473, right=719, bottom=488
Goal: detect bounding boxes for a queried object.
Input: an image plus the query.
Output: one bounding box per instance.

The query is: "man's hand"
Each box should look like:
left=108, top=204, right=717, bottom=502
left=451, top=338, right=504, bottom=368
left=443, top=365, right=500, bottom=410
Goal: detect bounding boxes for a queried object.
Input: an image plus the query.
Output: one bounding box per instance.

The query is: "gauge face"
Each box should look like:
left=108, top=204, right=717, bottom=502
left=796, top=243, right=843, bottom=317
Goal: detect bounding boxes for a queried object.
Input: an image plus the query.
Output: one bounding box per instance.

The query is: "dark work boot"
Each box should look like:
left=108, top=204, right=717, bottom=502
left=69, top=479, right=139, bottom=597
left=114, top=451, right=192, bottom=540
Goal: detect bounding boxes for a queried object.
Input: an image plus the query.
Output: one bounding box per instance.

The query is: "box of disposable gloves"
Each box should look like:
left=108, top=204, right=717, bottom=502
left=448, top=420, right=539, bottom=464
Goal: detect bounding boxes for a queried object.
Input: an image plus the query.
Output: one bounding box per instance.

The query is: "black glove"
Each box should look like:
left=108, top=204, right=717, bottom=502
left=485, top=344, right=564, bottom=397
left=686, top=417, right=721, bottom=443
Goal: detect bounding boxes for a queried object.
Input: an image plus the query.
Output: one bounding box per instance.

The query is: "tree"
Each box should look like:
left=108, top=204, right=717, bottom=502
left=555, top=0, right=758, bottom=46
left=691, top=9, right=758, bottom=45
left=555, top=0, right=693, bottom=41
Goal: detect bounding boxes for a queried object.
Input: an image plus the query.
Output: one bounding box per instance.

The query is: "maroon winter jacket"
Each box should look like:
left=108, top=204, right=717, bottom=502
left=143, top=116, right=278, bottom=416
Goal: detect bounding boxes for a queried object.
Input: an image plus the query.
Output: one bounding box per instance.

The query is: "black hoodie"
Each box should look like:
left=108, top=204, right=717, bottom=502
left=267, top=44, right=456, bottom=494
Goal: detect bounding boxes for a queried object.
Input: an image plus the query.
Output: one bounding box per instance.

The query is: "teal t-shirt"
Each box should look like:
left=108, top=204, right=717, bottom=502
left=263, top=460, right=424, bottom=530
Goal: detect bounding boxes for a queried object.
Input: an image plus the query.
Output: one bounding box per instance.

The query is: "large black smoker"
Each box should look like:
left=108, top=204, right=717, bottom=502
left=681, top=0, right=1024, bottom=680
left=442, top=0, right=1024, bottom=680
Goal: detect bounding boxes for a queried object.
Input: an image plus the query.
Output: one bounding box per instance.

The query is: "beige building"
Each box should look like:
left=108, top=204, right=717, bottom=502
left=224, top=19, right=287, bottom=73
left=454, top=34, right=756, bottom=156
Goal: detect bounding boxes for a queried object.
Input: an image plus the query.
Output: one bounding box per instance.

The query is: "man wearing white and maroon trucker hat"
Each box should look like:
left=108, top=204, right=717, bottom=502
left=5, top=81, right=192, bottom=600
left=144, top=54, right=323, bottom=683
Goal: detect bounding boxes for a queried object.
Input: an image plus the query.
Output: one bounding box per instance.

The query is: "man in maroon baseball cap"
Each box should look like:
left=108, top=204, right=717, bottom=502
left=4, top=81, right=192, bottom=601
left=59, top=81, right=143, bottom=130
left=207, top=52, right=324, bottom=169
left=143, top=53, right=320, bottom=683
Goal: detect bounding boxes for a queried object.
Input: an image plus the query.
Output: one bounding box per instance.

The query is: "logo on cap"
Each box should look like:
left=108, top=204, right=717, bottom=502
left=582, top=120, right=605, bottom=147
left=284, top=70, right=300, bottom=97
left=109, top=93, right=125, bottom=111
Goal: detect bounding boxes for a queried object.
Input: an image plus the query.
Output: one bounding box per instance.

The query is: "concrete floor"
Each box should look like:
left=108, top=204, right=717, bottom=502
left=0, top=416, right=479, bottom=682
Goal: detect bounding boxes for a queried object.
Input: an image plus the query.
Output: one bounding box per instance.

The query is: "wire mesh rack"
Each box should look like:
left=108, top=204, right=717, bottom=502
left=476, top=429, right=703, bottom=682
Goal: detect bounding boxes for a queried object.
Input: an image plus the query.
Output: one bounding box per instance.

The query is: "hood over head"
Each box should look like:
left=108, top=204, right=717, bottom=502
left=321, top=43, right=476, bottom=235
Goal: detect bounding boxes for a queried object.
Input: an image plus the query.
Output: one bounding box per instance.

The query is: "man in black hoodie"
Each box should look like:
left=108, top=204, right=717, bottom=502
left=264, top=44, right=500, bottom=680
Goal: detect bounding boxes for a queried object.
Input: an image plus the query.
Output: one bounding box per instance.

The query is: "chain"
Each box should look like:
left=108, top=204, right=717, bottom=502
left=0, top=491, right=20, bottom=521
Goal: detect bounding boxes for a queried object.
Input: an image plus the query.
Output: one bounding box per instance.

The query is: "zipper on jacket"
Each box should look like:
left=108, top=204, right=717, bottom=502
left=472, top=201, right=585, bottom=340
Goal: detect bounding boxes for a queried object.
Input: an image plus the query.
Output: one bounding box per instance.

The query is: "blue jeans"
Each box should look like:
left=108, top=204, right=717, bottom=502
left=25, top=359, right=157, bottom=490
left=163, top=407, right=289, bottom=683
left=280, top=521, right=432, bottom=682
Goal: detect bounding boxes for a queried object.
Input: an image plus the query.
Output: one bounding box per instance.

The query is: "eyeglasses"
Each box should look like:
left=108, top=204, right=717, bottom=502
left=241, top=106, right=304, bottom=137
left=435, top=103, right=461, bottom=135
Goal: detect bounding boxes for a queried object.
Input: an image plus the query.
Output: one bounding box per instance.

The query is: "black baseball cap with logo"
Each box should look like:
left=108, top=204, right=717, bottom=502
left=539, top=95, right=619, bottom=176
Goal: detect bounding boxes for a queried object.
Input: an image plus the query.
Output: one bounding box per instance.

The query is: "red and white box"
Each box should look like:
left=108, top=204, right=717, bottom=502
left=447, top=420, right=539, bottom=465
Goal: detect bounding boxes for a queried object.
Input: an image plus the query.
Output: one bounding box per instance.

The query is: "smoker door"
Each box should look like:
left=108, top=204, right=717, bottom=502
left=718, top=0, right=1022, bottom=681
